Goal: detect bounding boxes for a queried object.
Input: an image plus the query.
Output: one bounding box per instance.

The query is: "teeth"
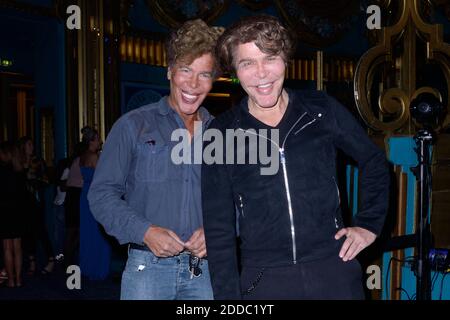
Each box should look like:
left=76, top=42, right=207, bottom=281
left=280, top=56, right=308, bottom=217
left=182, top=92, right=198, bottom=100
left=257, top=83, right=272, bottom=88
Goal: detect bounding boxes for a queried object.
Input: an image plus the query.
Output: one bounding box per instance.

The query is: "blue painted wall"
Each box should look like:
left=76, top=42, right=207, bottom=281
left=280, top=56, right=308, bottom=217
left=16, top=0, right=53, bottom=7
left=0, top=8, right=66, bottom=162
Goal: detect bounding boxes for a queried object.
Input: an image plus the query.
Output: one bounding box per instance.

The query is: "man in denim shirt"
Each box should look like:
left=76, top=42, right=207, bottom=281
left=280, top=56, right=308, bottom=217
left=88, top=20, right=224, bottom=300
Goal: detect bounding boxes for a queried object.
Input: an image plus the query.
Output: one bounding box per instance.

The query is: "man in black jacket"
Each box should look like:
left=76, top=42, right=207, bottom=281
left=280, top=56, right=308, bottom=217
left=202, top=15, right=390, bottom=299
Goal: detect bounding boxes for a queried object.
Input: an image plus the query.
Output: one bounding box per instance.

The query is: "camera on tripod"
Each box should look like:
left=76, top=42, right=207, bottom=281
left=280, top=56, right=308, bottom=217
left=410, top=92, right=446, bottom=130
left=409, top=92, right=447, bottom=300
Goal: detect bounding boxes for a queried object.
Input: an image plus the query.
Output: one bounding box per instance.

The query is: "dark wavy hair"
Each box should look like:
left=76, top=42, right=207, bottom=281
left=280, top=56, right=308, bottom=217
left=216, top=15, right=295, bottom=74
left=79, top=126, right=98, bottom=154
left=81, top=126, right=98, bottom=144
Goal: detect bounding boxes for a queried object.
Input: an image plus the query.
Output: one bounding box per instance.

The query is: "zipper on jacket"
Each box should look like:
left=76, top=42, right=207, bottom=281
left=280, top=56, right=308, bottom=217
left=332, top=177, right=340, bottom=229
left=332, top=176, right=340, bottom=206
left=238, top=194, right=245, bottom=217
left=279, top=147, right=297, bottom=263
left=237, top=111, right=319, bottom=265
left=279, top=112, right=312, bottom=264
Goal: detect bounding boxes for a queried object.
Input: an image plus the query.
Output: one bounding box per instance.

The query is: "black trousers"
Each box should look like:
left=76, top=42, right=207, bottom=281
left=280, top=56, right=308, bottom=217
left=23, top=198, right=54, bottom=260
left=63, top=187, right=81, bottom=267
left=240, top=254, right=365, bottom=300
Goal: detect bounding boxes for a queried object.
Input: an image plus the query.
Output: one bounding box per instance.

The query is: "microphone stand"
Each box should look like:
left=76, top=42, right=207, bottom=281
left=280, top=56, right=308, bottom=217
left=412, top=128, right=434, bottom=300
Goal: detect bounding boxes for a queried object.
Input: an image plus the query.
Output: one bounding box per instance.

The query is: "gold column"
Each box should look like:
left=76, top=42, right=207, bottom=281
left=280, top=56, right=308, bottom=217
left=120, top=35, right=127, bottom=61
left=77, top=0, right=87, bottom=133
left=148, top=39, right=155, bottom=65
left=99, top=0, right=105, bottom=141
left=302, top=59, right=308, bottom=81
left=127, top=36, right=134, bottom=63
left=75, top=0, right=107, bottom=142
left=316, top=51, right=323, bottom=91
left=17, top=91, right=27, bottom=137
left=155, top=40, right=163, bottom=66
left=134, top=37, right=141, bottom=64
left=141, top=38, right=148, bottom=65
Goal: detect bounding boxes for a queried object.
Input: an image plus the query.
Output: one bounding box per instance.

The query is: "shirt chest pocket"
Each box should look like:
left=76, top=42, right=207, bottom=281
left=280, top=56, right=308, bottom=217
left=135, top=143, right=169, bottom=183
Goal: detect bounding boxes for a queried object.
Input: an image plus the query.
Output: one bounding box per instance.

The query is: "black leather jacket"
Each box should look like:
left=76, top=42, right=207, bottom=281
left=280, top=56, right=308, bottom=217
left=202, top=89, right=390, bottom=299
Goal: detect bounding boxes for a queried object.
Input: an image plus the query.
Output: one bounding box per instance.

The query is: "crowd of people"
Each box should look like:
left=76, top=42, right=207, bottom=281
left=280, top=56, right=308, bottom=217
left=0, top=127, right=113, bottom=289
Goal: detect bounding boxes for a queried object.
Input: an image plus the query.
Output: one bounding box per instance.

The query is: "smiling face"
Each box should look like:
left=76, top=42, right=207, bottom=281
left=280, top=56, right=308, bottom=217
left=168, top=53, right=215, bottom=118
left=234, top=42, right=287, bottom=111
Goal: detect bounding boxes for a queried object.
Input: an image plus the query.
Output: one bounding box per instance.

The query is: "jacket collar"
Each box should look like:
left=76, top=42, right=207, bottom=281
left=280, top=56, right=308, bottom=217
left=233, top=88, right=326, bottom=129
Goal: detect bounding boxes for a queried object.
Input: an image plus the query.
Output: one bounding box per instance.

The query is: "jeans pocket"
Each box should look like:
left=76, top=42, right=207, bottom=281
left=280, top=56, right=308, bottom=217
left=125, top=258, right=145, bottom=274
left=135, top=142, right=169, bottom=182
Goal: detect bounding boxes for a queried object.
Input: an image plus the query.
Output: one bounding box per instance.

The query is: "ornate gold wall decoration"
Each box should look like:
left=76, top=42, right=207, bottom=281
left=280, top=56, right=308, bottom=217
left=146, top=0, right=228, bottom=28
left=354, top=0, right=450, bottom=133
left=275, top=0, right=360, bottom=48
left=120, top=35, right=167, bottom=66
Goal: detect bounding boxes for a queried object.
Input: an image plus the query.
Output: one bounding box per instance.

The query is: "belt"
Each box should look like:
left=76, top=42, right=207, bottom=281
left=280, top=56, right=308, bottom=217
left=129, top=243, right=207, bottom=260
left=129, top=243, right=151, bottom=251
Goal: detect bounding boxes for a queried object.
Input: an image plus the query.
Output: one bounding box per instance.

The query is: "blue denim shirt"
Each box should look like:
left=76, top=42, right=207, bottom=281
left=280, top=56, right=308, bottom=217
left=88, top=96, right=213, bottom=245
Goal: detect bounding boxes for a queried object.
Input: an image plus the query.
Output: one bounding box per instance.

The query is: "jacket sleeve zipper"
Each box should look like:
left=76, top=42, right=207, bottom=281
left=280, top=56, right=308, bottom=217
left=238, top=194, right=245, bottom=217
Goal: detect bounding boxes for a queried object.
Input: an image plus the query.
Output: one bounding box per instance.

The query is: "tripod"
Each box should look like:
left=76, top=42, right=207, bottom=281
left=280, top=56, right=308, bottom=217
left=412, top=129, right=434, bottom=300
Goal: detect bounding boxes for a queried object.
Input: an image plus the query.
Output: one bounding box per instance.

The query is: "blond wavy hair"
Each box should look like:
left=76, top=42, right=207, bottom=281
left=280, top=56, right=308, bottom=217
left=167, top=19, right=224, bottom=76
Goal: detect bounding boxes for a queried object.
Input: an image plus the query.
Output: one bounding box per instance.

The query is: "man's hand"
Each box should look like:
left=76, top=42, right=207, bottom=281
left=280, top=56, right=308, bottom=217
left=143, top=225, right=185, bottom=257
left=335, top=227, right=376, bottom=261
left=184, top=228, right=207, bottom=258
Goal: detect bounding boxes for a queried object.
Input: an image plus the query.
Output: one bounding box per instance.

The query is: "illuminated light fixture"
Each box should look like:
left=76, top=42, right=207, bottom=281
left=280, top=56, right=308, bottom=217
left=216, top=77, right=232, bottom=82
left=0, top=58, right=13, bottom=67
left=207, top=93, right=230, bottom=98
left=216, top=76, right=240, bottom=85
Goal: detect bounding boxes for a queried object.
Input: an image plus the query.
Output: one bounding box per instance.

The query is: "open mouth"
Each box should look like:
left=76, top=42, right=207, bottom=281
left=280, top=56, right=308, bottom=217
left=181, top=91, right=200, bottom=103
left=255, top=82, right=274, bottom=94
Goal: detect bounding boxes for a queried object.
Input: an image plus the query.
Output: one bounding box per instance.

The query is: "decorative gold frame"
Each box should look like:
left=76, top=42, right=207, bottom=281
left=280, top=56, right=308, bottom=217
left=146, top=0, right=229, bottom=28
left=354, top=0, right=450, bottom=133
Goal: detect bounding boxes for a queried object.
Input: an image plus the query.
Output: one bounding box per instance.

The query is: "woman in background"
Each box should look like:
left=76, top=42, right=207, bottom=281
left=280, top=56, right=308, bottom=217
left=79, top=127, right=111, bottom=280
left=17, top=137, right=55, bottom=276
left=0, top=142, right=26, bottom=287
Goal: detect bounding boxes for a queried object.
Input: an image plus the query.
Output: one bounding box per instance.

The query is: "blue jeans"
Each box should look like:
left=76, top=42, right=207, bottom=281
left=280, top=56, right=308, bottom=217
left=121, top=247, right=213, bottom=300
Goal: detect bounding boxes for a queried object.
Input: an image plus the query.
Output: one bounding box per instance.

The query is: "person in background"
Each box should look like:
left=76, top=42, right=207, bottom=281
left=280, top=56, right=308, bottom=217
left=78, top=126, right=112, bottom=280
left=0, top=142, right=26, bottom=287
left=53, top=157, right=71, bottom=263
left=17, top=137, right=55, bottom=276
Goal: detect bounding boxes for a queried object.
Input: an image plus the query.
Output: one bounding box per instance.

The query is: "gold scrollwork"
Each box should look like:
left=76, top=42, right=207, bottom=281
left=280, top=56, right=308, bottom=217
left=354, top=0, right=450, bottom=133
